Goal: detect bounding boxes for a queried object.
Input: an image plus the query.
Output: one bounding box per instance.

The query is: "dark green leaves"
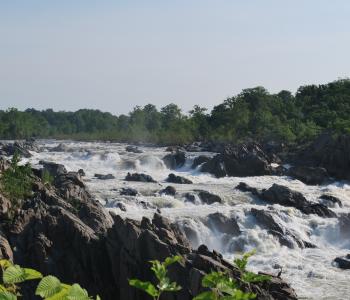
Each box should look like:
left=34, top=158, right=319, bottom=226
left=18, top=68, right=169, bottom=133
left=128, top=280, right=159, bottom=298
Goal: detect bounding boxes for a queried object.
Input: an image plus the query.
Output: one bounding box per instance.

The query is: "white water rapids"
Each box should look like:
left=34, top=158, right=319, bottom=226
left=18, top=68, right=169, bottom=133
left=25, top=140, right=350, bottom=300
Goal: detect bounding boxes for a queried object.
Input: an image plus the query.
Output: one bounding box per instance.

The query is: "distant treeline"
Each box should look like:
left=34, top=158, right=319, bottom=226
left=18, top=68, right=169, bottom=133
left=1, top=79, right=349, bottom=144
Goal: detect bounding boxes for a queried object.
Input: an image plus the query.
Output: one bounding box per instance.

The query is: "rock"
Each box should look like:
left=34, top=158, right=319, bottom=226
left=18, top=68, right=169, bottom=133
left=287, top=166, right=329, bottom=185
left=0, top=157, right=9, bottom=172
left=78, top=169, right=86, bottom=177
left=115, top=202, right=127, bottom=211
left=184, top=193, right=196, bottom=203
left=0, top=195, right=11, bottom=219
left=125, top=145, right=143, bottom=153
left=334, top=254, right=350, bottom=269
left=166, top=173, right=193, bottom=184
left=299, top=133, right=350, bottom=181
left=319, top=194, right=342, bottom=207
left=49, top=143, right=71, bottom=152
left=165, top=146, right=185, bottom=152
left=94, top=174, right=115, bottom=180
left=0, top=231, right=13, bottom=260
left=39, top=161, right=67, bottom=177
left=261, top=184, right=336, bottom=218
left=251, top=208, right=314, bottom=249
left=196, top=190, right=222, bottom=205
left=125, top=172, right=156, bottom=183
left=160, top=186, right=176, bottom=196
left=1, top=141, right=32, bottom=158
left=235, top=182, right=260, bottom=196
left=201, top=142, right=273, bottom=177
left=120, top=188, right=138, bottom=196
left=0, top=162, right=297, bottom=300
left=192, top=155, right=211, bottom=169
left=205, top=212, right=240, bottom=236
left=163, top=151, right=186, bottom=169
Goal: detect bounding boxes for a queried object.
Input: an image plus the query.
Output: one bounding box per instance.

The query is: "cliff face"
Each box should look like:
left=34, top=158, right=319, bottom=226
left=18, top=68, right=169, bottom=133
left=0, top=161, right=297, bottom=300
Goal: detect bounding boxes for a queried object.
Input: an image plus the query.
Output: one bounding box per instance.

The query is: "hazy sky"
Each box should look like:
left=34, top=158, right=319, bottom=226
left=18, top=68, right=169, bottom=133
left=1, top=1, right=350, bottom=115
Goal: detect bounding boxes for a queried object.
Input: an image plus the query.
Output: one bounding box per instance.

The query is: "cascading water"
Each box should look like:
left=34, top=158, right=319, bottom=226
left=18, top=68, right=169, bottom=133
left=27, top=140, right=350, bottom=300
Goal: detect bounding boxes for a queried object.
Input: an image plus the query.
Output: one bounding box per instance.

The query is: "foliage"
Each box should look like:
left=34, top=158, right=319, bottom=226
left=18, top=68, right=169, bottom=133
left=0, top=259, right=98, bottom=300
left=128, top=256, right=182, bottom=300
left=0, top=153, right=33, bottom=209
left=41, top=169, right=54, bottom=186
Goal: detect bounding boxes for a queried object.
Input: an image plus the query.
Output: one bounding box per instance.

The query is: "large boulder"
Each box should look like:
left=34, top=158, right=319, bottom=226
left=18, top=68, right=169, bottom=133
left=166, top=173, right=193, bottom=184
left=235, top=182, right=261, bottom=196
left=125, top=145, right=143, bottom=153
left=287, top=166, right=329, bottom=185
left=94, top=173, right=115, bottom=180
left=125, top=172, right=157, bottom=183
left=39, top=161, right=67, bottom=177
left=261, top=184, right=336, bottom=218
left=334, top=254, right=350, bottom=269
left=1, top=141, right=32, bottom=158
left=163, top=151, right=186, bottom=169
left=160, top=186, right=177, bottom=196
left=201, top=142, right=273, bottom=178
left=192, top=155, right=211, bottom=169
left=196, top=190, right=222, bottom=205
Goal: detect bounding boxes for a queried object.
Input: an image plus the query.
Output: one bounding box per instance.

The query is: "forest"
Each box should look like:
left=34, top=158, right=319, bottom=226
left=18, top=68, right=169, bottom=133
left=1, top=79, right=349, bottom=145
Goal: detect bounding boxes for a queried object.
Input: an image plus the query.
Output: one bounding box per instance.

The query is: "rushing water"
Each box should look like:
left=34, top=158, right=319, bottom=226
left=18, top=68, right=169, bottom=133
left=25, top=140, right=350, bottom=300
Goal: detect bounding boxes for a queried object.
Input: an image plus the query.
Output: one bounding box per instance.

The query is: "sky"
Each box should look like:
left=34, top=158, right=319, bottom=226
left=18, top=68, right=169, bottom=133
left=0, top=0, right=350, bottom=115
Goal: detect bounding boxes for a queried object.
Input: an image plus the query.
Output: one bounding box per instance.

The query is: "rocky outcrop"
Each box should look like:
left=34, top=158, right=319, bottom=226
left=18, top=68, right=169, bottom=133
left=125, top=145, right=143, bottom=153
left=200, top=142, right=273, bottom=178
left=235, top=182, right=261, bottom=196
left=287, top=166, right=329, bottom=185
left=0, top=141, right=33, bottom=158
left=39, top=161, right=67, bottom=177
left=192, top=155, right=211, bottom=169
left=125, top=172, right=156, bottom=183
left=334, top=254, right=350, bottom=269
left=160, top=186, right=177, bottom=196
left=261, top=184, right=336, bottom=218
left=319, top=194, right=342, bottom=207
left=163, top=151, right=186, bottom=169
left=196, top=190, right=222, bottom=205
left=205, top=213, right=240, bottom=236
left=251, top=208, right=315, bottom=249
left=49, top=143, right=72, bottom=152
left=94, top=173, right=115, bottom=180
left=120, top=187, right=138, bottom=196
left=166, top=173, right=193, bottom=184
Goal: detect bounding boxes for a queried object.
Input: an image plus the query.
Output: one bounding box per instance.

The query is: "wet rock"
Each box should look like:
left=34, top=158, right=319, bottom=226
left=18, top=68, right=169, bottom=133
left=49, top=143, right=71, bottom=152
left=1, top=141, right=32, bottom=158
left=160, top=186, right=176, bottom=196
left=165, top=145, right=185, bottom=152
left=196, top=190, right=222, bottom=205
left=201, top=142, right=273, bottom=178
left=39, top=161, right=67, bottom=177
left=184, top=193, right=196, bottom=203
left=120, top=187, right=138, bottom=196
left=319, top=194, right=342, bottom=207
left=261, top=184, right=336, bottom=218
left=94, top=173, right=115, bottom=180
left=125, top=172, right=156, bottom=183
left=235, top=182, right=261, bottom=196
left=287, top=166, right=329, bottom=185
left=166, top=173, right=193, bottom=184
left=334, top=254, right=350, bottom=269
left=163, top=151, right=186, bottom=169
left=251, top=208, right=314, bottom=249
left=192, top=155, right=211, bottom=169
left=78, top=169, right=86, bottom=177
left=115, top=202, right=127, bottom=211
left=125, top=145, right=143, bottom=153
left=205, top=212, right=240, bottom=236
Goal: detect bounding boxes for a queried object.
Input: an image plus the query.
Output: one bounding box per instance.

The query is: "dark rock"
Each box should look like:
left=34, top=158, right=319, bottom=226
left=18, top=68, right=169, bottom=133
left=201, top=142, right=273, bottom=178
left=163, top=151, right=186, bottom=169
left=115, top=202, right=127, bottom=211
left=251, top=208, right=314, bottom=249
left=235, top=182, right=260, bottom=196
left=160, top=186, right=176, bottom=196
left=125, top=172, right=156, bottom=183
left=39, top=161, right=67, bottom=177
left=78, top=169, right=86, bottom=177
left=192, top=155, right=211, bottom=169
left=166, top=173, right=193, bottom=184
left=125, top=145, right=143, bottom=153
left=319, top=194, right=342, bottom=207
left=334, top=254, right=350, bottom=269
left=184, top=193, right=196, bottom=203
left=261, top=184, right=336, bottom=218
left=205, top=212, right=240, bottom=236
left=0, top=230, right=12, bottom=260
left=49, top=143, right=71, bottom=152
left=94, top=173, right=115, bottom=180
left=1, top=141, right=32, bottom=158
left=197, top=190, right=222, bottom=205
left=287, top=166, right=329, bottom=185
left=165, top=146, right=185, bottom=152
left=120, top=188, right=138, bottom=196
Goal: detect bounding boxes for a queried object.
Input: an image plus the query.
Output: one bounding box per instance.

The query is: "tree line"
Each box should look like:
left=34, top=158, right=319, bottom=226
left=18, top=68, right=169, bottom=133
left=0, top=79, right=349, bottom=144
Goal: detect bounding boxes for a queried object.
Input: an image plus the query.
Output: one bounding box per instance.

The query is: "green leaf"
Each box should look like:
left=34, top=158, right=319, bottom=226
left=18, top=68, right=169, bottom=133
left=234, top=250, right=256, bottom=272
left=0, top=260, right=12, bottom=270
left=0, top=291, right=17, bottom=300
left=163, top=256, right=181, bottom=268
left=128, top=279, right=159, bottom=298
left=242, top=272, right=271, bottom=283
left=3, top=265, right=26, bottom=284
left=35, top=275, right=62, bottom=298
left=23, top=268, right=43, bottom=280
left=96, top=296, right=101, bottom=300
left=193, top=291, right=217, bottom=300
left=66, top=284, right=90, bottom=300
left=202, top=272, right=227, bottom=288
left=150, top=260, right=166, bottom=281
